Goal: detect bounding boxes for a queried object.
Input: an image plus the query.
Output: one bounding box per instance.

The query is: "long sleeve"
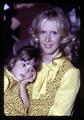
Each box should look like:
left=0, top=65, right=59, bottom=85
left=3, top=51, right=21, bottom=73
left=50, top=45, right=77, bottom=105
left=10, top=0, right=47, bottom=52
left=48, top=67, right=80, bottom=116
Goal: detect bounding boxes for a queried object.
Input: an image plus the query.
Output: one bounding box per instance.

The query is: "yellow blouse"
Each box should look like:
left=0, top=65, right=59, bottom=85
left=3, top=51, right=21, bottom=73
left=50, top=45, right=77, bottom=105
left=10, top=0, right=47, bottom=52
left=27, top=57, right=80, bottom=116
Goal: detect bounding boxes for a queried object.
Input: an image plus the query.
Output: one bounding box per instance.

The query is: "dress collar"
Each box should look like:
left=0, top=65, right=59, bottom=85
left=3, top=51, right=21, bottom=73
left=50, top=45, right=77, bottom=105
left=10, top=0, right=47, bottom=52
left=4, top=67, right=18, bottom=82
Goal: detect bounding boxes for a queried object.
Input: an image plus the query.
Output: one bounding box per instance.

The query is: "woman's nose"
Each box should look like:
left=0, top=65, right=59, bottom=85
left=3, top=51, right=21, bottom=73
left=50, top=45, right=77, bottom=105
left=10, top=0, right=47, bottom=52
left=45, top=32, right=51, bottom=42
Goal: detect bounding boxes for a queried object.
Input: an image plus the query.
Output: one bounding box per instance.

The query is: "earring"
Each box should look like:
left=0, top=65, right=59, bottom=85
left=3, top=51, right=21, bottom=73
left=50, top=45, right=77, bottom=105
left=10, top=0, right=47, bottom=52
left=10, top=63, right=13, bottom=67
left=72, top=37, right=76, bottom=42
left=35, top=38, right=38, bottom=42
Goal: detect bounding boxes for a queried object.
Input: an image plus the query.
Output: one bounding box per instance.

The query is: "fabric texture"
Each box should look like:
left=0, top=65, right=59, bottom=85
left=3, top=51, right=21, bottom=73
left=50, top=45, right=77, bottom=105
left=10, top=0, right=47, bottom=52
left=4, top=57, right=80, bottom=116
left=27, top=57, right=80, bottom=116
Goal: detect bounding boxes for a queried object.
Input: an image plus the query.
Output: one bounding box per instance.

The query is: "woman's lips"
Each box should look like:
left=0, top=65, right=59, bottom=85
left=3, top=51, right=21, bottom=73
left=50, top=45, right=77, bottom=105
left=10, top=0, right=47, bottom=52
left=44, top=44, right=53, bottom=48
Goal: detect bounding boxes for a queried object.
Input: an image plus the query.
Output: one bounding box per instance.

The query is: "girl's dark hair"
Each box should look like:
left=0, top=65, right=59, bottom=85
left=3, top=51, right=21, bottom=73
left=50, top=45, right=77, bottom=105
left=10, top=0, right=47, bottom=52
left=7, top=45, right=42, bottom=72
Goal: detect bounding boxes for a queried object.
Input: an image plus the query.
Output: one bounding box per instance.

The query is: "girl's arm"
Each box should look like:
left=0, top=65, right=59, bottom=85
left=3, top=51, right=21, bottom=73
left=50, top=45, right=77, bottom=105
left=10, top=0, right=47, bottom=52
left=19, top=83, right=30, bottom=109
left=19, top=69, right=36, bottom=109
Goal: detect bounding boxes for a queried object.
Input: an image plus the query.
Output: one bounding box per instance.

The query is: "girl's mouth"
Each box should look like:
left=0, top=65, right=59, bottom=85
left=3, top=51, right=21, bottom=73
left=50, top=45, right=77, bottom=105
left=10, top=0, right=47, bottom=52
left=20, top=74, right=25, bottom=78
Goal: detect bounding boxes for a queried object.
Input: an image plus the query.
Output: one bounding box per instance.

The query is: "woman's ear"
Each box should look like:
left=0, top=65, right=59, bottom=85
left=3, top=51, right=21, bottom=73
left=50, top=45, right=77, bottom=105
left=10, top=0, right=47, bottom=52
left=35, top=37, right=39, bottom=42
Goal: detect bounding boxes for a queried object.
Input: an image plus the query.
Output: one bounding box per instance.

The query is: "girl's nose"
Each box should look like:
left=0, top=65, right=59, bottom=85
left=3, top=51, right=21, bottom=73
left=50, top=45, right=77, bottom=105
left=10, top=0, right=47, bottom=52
left=23, top=65, right=29, bottom=75
left=26, top=65, right=33, bottom=74
left=24, top=69, right=28, bottom=76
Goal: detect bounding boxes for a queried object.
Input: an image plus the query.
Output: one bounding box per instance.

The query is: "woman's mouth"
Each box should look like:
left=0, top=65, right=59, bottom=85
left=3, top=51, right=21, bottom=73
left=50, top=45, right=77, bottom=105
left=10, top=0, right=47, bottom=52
left=44, top=44, right=53, bottom=48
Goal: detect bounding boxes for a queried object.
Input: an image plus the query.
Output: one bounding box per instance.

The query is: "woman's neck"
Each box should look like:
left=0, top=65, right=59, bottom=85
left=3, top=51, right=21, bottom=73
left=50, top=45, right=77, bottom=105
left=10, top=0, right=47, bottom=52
left=42, top=50, right=61, bottom=64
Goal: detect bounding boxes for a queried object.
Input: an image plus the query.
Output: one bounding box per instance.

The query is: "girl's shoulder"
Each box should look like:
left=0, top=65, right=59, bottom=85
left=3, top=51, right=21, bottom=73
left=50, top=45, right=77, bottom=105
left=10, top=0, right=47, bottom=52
left=4, top=68, right=18, bottom=92
left=4, top=68, right=10, bottom=92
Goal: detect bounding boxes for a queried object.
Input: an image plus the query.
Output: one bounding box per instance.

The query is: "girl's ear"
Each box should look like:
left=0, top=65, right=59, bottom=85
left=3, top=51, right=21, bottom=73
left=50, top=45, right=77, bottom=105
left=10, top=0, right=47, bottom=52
left=32, top=70, right=36, bottom=80
left=9, top=57, right=16, bottom=68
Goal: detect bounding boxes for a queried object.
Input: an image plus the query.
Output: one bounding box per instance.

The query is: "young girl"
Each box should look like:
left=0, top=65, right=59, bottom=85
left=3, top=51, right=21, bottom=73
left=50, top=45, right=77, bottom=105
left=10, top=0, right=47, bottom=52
left=4, top=43, right=42, bottom=116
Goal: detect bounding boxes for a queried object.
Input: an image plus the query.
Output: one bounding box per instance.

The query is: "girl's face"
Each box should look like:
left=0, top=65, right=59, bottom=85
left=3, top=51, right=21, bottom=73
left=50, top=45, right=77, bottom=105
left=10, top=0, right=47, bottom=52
left=38, top=19, right=61, bottom=55
left=11, top=58, right=36, bottom=82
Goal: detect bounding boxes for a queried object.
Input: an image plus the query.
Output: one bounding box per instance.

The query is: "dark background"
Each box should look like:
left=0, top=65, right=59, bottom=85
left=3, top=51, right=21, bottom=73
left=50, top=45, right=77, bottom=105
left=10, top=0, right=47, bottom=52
left=1, top=0, right=84, bottom=116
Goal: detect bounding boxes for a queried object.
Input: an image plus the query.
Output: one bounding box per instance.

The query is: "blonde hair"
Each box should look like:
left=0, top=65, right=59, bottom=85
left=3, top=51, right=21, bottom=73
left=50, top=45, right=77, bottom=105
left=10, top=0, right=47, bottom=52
left=29, top=7, right=80, bottom=67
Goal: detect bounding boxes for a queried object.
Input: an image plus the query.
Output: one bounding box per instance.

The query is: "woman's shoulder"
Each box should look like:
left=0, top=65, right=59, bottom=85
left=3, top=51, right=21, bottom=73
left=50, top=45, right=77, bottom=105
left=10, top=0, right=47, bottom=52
left=60, top=57, right=80, bottom=81
left=60, top=59, right=80, bottom=90
left=62, top=58, right=80, bottom=81
left=64, top=57, right=79, bottom=70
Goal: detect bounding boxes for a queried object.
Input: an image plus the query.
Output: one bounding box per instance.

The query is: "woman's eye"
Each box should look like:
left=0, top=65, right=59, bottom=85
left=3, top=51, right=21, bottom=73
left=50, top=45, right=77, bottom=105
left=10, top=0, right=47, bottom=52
left=40, top=31, right=46, bottom=35
left=51, top=31, right=57, bottom=35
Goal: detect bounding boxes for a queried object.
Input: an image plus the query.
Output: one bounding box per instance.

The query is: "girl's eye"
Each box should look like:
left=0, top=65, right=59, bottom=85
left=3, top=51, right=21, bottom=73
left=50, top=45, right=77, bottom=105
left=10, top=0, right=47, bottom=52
left=29, top=68, right=34, bottom=72
left=22, top=63, right=26, bottom=67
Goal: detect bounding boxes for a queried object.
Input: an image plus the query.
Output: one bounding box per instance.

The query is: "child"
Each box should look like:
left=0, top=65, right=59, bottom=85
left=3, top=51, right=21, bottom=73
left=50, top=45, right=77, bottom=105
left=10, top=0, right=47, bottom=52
left=4, top=42, right=42, bottom=116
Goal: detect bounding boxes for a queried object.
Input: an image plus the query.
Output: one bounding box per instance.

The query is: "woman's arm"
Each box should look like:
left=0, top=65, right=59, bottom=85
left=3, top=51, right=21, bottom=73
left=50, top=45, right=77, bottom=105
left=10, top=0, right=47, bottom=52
left=48, top=67, right=80, bottom=116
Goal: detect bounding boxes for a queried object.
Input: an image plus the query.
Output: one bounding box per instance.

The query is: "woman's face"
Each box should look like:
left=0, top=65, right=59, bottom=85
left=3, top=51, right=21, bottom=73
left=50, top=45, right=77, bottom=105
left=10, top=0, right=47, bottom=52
left=11, top=58, right=36, bottom=82
left=38, top=19, right=61, bottom=55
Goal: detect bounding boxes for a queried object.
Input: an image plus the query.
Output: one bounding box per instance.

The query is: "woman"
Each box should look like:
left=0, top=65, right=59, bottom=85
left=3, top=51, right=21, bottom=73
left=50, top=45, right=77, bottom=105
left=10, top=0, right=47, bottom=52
left=27, top=7, right=80, bottom=116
